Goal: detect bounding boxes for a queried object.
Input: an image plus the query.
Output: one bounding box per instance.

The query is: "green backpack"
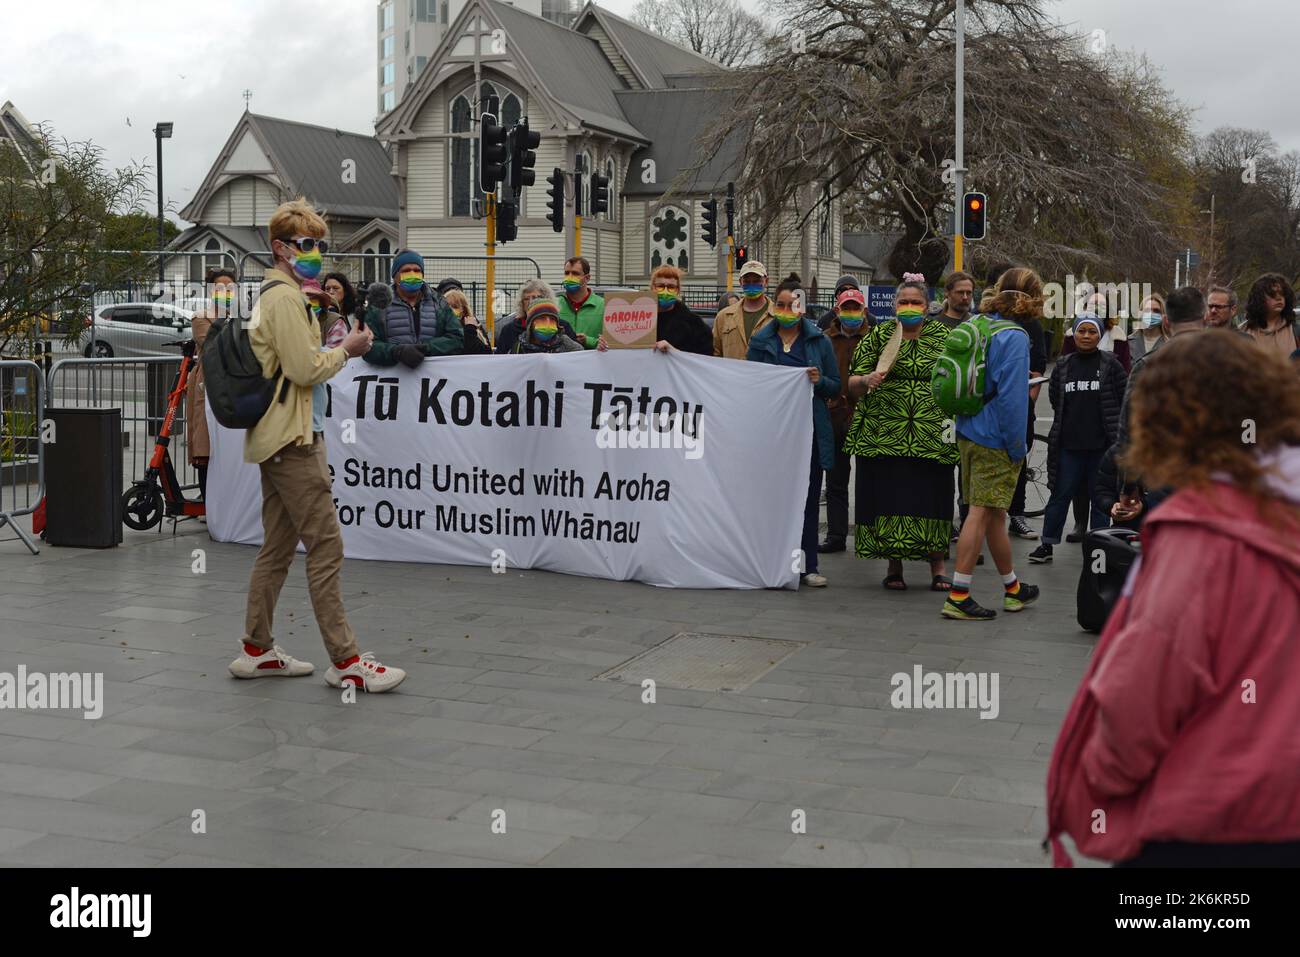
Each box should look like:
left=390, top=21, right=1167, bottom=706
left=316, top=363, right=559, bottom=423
left=931, top=315, right=1023, bottom=417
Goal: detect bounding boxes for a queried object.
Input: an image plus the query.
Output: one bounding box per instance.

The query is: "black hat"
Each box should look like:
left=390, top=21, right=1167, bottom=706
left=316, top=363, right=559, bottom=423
left=834, top=274, right=860, bottom=294
left=435, top=277, right=463, bottom=296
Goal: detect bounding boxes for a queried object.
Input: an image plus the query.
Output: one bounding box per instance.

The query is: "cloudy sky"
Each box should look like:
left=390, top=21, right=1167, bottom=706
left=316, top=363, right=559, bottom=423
left=5, top=0, right=1294, bottom=226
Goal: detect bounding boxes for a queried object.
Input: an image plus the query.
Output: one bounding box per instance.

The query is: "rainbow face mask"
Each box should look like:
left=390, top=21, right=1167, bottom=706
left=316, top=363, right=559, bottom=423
left=398, top=273, right=424, bottom=293
left=290, top=248, right=323, bottom=280
left=896, top=306, right=925, bottom=328
left=838, top=312, right=865, bottom=332
left=741, top=282, right=765, bottom=300
left=212, top=291, right=234, bottom=311
left=656, top=290, right=678, bottom=309
left=773, top=309, right=801, bottom=328
left=531, top=318, right=559, bottom=341
left=562, top=275, right=583, bottom=295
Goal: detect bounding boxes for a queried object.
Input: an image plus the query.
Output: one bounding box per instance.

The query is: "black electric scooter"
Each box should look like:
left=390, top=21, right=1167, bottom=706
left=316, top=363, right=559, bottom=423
left=122, top=338, right=205, bottom=531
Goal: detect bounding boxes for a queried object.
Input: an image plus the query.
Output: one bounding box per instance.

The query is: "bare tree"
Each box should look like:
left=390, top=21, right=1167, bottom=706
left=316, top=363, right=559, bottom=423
left=632, top=0, right=768, bottom=68
left=682, top=0, right=1195, bottom=284
left=1193, top=127, right=1300, bottom=292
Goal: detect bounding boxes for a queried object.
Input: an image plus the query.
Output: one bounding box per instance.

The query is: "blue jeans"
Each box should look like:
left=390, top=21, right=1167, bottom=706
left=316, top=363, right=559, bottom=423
left=1042, top=448, right=1110, bottom=545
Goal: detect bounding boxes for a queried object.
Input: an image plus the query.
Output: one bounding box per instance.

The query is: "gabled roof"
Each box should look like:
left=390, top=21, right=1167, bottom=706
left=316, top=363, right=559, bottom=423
left=843, top=232, right=905, bottom=281
left=167, top=223, right=273, bottom=267
left=487, top=1, right=644, bottom=140
left=616, top=88, right=742, bottom=196
left=573, top=3, right=722, bottom=90
left=0, top=101, right=43, bottom=173
left=335, top=217, right=399, bottom=251
left=379, top=1, right=727, bottom=147
left=181, top=111, right=398, bottom=224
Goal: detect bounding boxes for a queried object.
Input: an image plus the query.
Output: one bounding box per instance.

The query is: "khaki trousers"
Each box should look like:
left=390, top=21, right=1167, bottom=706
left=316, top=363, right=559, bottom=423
left=243, top=435, right=358, bottom=663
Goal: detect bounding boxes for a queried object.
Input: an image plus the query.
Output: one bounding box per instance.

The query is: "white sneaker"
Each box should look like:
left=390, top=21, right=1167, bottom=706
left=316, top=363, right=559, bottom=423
left=229, top=644, right=314, bottom=679
left=801, top=573, right=828, bottom=588
left=324, top=652, right=407, bottom=694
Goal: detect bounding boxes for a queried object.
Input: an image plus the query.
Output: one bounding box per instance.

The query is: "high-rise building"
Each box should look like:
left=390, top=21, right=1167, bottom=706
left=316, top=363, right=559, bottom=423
left=377, top=0, right=576, bottom=116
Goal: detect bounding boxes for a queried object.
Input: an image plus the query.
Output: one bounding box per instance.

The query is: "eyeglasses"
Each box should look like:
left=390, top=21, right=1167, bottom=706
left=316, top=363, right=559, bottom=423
left=281, top=236, right=329, bottom=255
left=1207, top=303, right=1233, bottom=311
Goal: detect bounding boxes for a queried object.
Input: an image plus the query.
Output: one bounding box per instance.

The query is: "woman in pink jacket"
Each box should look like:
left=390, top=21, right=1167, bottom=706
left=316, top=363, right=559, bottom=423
left=1047, top=330, right=1300, bottom=867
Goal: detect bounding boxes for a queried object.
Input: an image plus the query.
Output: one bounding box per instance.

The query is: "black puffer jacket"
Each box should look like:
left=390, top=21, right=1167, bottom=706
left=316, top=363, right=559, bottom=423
left=1046, top=349, right=1127, bottom=489
left=655, top=301, right=712, bottom=354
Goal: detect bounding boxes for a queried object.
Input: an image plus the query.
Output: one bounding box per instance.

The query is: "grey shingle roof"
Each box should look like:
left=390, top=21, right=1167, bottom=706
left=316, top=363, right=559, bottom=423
left=250, top=114, right=398, bottom=221
left=488, top=2, right=645, bottom=141
left=587, top=7, right=722, bottom=89
left=615, top=88, right=742, bottom=196
left=842, top=232, right=905, bottom=281
left=0, top=101, right=42, bottom=172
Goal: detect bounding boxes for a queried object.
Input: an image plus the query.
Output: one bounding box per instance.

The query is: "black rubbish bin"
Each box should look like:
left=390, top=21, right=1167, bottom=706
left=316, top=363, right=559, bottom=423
left=45, top=407, right=123, bottom=548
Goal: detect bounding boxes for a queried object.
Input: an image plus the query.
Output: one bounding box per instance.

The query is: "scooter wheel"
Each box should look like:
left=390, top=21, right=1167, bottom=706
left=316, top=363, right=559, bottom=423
left=122, top=483, right=164, bottom=531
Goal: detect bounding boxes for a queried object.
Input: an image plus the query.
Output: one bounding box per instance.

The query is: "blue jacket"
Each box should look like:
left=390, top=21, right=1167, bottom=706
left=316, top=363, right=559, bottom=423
left=747, top=317, right=841, bottom=470
left=956, top=315, right=1030, bottom=461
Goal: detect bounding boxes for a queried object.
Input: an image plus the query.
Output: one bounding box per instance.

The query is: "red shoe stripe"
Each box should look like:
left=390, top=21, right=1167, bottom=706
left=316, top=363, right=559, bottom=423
left=256, top=658, right=285, bottom=670
left=342, top=675, right=364, bottom=688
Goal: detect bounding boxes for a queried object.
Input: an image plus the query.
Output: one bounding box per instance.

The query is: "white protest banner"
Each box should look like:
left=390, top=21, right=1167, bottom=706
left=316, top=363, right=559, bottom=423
left=207, top=350, right=812, bottom=589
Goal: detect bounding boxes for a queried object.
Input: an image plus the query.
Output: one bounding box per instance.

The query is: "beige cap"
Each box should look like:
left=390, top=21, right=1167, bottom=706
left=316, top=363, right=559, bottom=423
left=738, top=260, right=767, bottom=280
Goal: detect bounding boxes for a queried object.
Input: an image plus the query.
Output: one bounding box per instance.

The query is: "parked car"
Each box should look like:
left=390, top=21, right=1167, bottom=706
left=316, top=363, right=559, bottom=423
left=79, top=302, right=194, bottom=357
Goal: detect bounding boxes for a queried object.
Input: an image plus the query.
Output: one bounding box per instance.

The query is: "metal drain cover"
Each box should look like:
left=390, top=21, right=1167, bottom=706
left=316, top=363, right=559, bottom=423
left=595, top=632, right=806, bottom=692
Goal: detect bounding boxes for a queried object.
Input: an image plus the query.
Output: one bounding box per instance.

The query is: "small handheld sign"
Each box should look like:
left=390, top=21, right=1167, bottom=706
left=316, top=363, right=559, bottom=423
left=601, top=291, right=658, bottom=349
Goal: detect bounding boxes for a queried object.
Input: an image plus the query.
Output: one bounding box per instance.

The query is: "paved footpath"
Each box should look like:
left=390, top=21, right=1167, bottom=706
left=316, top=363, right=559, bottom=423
left=0, top=504, right=1102, bottom=868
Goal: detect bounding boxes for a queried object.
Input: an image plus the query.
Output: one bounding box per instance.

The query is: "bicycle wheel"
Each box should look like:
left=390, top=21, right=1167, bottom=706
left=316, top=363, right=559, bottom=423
left=1021, top=432, right=1051, bottom=518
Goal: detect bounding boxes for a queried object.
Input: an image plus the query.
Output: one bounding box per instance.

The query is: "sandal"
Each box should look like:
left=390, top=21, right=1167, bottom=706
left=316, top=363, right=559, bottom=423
left=930, top=575, right=953, bottom=592
left=882, top=574, right=908, bottom=591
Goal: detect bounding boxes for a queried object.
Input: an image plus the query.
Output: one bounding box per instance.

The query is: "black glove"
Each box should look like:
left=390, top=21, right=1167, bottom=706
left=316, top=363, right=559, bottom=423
left=398, top=344, right=424, bottom=368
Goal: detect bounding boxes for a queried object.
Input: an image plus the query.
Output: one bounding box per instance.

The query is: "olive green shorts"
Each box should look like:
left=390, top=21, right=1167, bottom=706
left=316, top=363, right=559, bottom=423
left=958, top=438, right=1021, bottom=510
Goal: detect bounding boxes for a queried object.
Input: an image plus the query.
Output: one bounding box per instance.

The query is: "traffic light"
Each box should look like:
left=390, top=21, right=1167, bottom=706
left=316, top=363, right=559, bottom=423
left=962, top=191, right=987, bottom=241
left=590, top=171, right=610, bottom=216
left=509, top=118, right=540, bottom=195
left=496, top=198, right=518, bottom=243
left=545, top=168, right=565, bottom=233
left=734, top=245, right=747, bottom=269
left=479, top=112, right=507, bottom=194
left=701, top=198, right=718, bottom=247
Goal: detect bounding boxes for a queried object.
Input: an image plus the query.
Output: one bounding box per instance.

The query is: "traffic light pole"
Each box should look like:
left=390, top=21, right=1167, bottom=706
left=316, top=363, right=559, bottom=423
left=726, top=236, right=735, bottom=292
left=486, top=192, right=497, bottom=342
left=574, top=215, right=582, bottom=258
left=953, top=0, right=966, bottom=273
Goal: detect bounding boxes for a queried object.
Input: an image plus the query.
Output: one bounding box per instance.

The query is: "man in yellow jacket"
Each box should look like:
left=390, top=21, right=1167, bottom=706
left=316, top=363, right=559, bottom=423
left=230, top=198, right=406, bottom=693
left=713, top=260, right=773, bottom=358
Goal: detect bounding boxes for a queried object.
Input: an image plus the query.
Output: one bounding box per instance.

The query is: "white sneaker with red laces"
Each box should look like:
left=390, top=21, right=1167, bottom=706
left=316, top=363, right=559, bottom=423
left=324, top=652, right=407, bottom=694
left=228, top=645, right=315, bottom=679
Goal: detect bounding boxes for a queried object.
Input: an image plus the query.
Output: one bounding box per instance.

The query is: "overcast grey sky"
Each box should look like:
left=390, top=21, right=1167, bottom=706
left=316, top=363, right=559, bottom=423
left=5, top=0, right=1294, bottom=226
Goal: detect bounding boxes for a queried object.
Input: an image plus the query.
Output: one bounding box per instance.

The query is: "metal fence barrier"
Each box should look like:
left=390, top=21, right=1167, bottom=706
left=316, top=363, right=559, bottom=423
left=45, top=357, right=196, bottom=501
left=0, top=359, right=46, bottom=554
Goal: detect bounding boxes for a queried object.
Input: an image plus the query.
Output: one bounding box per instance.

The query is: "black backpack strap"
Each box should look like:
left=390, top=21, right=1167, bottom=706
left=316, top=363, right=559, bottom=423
left=276, top=373, right=290, bottom=404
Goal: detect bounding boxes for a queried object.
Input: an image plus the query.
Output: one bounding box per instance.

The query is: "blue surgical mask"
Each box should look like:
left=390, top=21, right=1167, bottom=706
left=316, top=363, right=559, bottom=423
left=1140, top=312, right=1161, bottom=328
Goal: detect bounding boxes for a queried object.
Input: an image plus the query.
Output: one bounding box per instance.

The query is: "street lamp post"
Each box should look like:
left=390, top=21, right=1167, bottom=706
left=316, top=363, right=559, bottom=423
left=1201, top=193, right=1216, bottom=285
left=154, top=122, right=173, bottom=290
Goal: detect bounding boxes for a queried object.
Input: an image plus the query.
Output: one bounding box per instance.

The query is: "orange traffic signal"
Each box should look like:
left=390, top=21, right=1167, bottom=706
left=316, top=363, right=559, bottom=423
left=962, top=191, right=987, bottom=240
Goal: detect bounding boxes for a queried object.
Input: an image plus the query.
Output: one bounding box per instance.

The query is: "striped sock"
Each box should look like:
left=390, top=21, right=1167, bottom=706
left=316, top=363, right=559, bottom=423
left=950, top=572, right=973, bottom=603
left=1003, top=572, right=1021, bottom=595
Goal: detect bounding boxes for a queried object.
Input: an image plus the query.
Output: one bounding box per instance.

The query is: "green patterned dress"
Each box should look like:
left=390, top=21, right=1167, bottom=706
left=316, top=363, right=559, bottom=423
left=843, top=319, right=959, bottom=560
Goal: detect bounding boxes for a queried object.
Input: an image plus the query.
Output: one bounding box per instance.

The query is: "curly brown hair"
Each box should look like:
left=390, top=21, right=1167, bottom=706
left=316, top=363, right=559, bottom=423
left=1124, top=330, right=1300, bottom=532
left=988, top=266, right=1044, bottom=321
